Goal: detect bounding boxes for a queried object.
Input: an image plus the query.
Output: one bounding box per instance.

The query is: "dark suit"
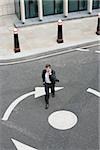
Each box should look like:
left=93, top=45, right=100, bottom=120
left=42, top=69, right=59, bottom=105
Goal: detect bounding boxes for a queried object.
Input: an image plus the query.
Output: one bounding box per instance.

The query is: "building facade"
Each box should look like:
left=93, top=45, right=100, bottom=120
left=0, top=0, right=15, bottom=16
left=14, top=0, right=100, bottom=23
left=0, top=0, right=100, bottom=22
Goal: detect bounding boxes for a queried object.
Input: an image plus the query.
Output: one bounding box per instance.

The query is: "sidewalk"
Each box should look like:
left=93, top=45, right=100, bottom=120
left=0, top=14, right=100, bottom=61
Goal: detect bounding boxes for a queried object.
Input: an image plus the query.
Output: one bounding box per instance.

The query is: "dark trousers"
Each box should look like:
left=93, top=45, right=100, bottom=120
left=44, top=83, right=55, bottom=104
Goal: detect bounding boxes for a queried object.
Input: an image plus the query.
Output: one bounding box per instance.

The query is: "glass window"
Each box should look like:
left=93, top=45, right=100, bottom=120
left=68, top=0, right=87, bottom=12
left=43, top=0, right=63, bottom=16
left=25, top=0, right=38, bottom=19
left=79, top=0, right=87, bottom=11
left=68, top=0, right=78, bottom=12
left=55, top=0, right=63, bottom=14
left=14, top=0, right=21, bottom=19
left=93, top=0, right=100, bottom=9
left=43, top=0, right=55, bottom=16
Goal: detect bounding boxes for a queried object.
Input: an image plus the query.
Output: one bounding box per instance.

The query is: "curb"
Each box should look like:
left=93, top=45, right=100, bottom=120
left=0, top=40, right=99, bottom=66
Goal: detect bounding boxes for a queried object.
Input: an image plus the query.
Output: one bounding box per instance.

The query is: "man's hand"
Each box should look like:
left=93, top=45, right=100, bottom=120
left=49, top=68, right=52, bottom=75
left=56, top=79, right=59, bottom=82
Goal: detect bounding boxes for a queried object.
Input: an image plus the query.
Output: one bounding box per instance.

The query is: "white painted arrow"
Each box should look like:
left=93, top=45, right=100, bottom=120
left=34, top=87, right=64, bottom=98
left=2, top=87, right=64, bottom=121
left=11, top=139, right=38, bottom=150
left=87, top=88, right=100, bottom=97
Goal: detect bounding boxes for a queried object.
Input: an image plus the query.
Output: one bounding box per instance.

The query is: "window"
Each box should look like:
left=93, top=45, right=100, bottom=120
left=55, top=0, right=63, bottom=14
left=68, top=0, right=87, bottom=12
left=93, top=0, right=100, bottom=9
left=43, top=0, right=63, bottom=16
left=43, top=0, right=55, bottom=16
left=24, top=0, right=38, bottom=19
left=15, top=0, right=21, bottom=19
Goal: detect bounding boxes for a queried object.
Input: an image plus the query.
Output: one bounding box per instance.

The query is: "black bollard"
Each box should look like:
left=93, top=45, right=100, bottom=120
left=13, top=28, right=20, bottom=53
left=96, top=13, right=100, bottom=35
left=57, top=19, right=64, bottom=43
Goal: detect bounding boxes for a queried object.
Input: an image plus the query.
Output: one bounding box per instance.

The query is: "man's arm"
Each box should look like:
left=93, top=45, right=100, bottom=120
left=42, top=70, right=45, bottom=83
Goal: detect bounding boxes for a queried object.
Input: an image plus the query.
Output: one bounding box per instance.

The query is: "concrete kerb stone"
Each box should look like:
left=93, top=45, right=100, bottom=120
left=0, top=40, right=99, bottom=66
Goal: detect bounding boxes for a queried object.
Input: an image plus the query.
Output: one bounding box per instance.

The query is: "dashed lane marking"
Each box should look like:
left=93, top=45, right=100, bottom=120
left=87, top=88, right=100, bottom=98
left=95, top=51, right=100, bottom=54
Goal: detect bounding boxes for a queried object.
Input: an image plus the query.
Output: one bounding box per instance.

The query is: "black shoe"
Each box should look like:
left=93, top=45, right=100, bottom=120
left=45, top=104, right=49, bottom=109
left=52, top=94, right=55, bottom=98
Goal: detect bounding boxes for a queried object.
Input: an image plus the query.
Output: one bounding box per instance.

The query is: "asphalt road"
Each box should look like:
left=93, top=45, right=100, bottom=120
left=0, top=44, right=100, bottom=150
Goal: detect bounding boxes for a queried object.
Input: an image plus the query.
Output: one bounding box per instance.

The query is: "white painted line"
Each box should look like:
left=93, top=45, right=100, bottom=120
left=2, top=91, right=35, bottom=121
left=76, top=48, right=90, bottom=52
left=95, top=51, right=100, bottom=54
left=48, top=110, right=78, bottom=130
left=2, top=87, right=64, bottom=121
left=11, top=139, right=38, bottom=150
left=87, top=88, right=100, bottom=97
left=35, top=87, right=64, bottom=98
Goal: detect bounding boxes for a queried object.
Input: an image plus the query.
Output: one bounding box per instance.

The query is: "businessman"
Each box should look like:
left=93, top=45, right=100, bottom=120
left=42, top=64, right=59, bottom=109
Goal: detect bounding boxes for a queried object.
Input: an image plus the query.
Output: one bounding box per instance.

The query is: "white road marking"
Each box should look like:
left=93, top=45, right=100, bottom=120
left=11, top=139, right=38, bottom=150
left=34, top=87, right=64, bottom=98
left=95, top=51, right=100, bottom=54
left=76, top=48, right=90, bottom=52
left=48, top=110, right=78, bottom=130
left=2, top=91, right=35, bottom=121
left=2, top=87, right=64, bottom=121
left=0, top=43, right=100, bottom=66
left=87, top=88, right=100, bottom=97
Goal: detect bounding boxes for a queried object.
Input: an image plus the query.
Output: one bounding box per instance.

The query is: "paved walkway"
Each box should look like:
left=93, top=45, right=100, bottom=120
left=0, top=14, right=99, bottom=60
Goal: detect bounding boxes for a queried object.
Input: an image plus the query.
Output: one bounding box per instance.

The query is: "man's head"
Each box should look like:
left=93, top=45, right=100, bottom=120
left=45, top=64, right=51, bottom=72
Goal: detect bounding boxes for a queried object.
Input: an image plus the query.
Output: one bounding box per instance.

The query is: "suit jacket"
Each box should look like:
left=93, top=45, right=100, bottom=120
left=42, top=69, right=59, bottom=84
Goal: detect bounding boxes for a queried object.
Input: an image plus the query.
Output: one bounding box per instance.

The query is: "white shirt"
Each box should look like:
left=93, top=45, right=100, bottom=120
left=45, top=72, right=51, bottom=83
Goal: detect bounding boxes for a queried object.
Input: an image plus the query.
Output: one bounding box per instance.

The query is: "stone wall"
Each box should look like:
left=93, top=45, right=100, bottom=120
left=0, top=0, right=15, bottom=16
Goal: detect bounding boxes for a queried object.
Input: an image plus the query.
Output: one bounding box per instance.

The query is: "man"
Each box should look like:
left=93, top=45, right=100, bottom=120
left=42, top=64, right=59, bottom=109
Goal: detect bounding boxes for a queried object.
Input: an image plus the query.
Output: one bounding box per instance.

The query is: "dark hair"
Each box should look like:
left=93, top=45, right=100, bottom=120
left=45, top=64, right=51, bottom=68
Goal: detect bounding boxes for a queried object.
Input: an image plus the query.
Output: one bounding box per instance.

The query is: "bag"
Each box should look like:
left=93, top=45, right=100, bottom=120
left=50, top=72, right=59, bottom=83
